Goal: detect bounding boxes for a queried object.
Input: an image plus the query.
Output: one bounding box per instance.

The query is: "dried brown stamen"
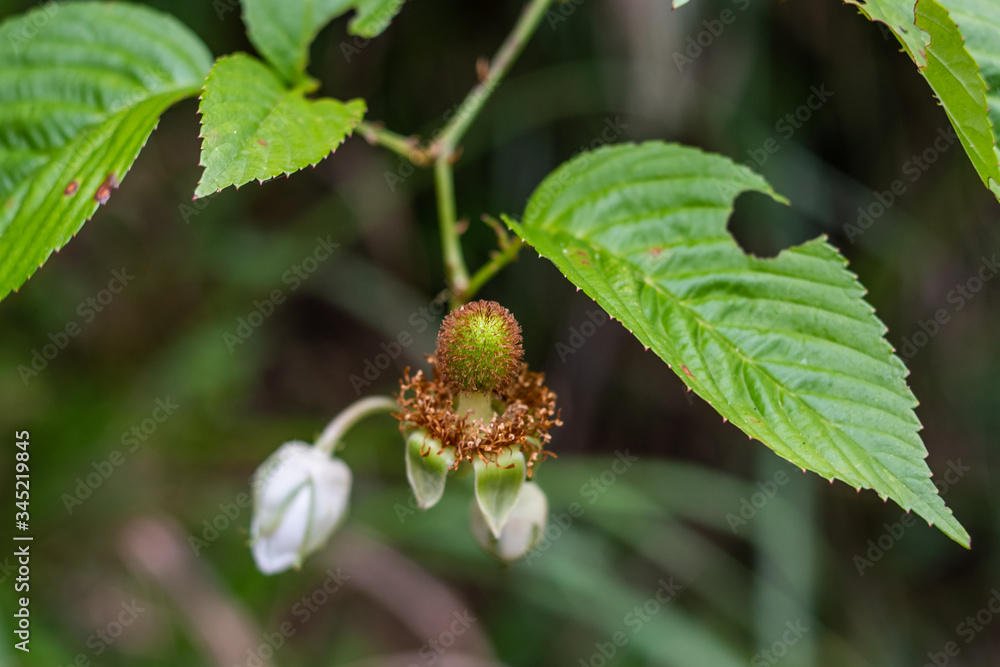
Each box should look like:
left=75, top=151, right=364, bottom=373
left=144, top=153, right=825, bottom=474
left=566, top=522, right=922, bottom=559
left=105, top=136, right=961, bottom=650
left=395, top=357, right=560, bottom=476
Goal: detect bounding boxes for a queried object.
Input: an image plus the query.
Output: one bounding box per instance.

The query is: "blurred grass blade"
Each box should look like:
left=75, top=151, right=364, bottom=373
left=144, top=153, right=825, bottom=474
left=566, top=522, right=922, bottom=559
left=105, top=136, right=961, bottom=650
left=504, top=141, right=969, bottom=546
left=242, top=0, right=405, bottom=83
left=195, top=53, right=365, bottom=198
left=0, top=2, right=212, bottom=301
left=521, top=531, right=747, bottom=667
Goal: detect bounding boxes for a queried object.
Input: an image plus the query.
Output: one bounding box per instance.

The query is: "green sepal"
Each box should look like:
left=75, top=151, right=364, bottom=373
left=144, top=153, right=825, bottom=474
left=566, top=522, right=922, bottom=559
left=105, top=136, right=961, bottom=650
left=404, top=428, right=455, bottom=510
left=473, top=447, right=526, bottom=537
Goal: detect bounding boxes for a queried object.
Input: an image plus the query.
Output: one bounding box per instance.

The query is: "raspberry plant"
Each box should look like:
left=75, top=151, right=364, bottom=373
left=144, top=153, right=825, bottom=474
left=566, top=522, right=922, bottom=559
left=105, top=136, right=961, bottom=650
left=3, top=0, right=996, bottom=553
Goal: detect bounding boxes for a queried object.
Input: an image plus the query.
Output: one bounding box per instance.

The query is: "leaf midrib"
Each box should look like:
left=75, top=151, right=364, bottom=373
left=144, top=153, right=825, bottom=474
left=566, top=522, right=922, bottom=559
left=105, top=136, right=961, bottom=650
left=544, top=225, right=924, bottom=498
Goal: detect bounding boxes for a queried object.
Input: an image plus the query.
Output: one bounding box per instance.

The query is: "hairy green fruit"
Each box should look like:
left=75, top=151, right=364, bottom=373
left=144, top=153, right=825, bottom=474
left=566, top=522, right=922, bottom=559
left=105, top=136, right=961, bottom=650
left=436, top=300, right=524, bottom=395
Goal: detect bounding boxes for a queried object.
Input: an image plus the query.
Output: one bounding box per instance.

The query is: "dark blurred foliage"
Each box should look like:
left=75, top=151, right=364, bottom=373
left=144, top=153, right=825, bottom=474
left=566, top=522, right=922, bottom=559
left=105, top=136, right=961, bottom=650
left=1, top=0, right=998, bottom=665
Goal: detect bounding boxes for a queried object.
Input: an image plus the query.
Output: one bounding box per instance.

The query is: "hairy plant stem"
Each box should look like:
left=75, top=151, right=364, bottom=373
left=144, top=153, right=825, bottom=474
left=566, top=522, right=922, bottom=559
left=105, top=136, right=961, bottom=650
left=431, top=0, right=554, bottom=158
left=356, top=121, right=430, bottom=165
left=434, top=158, right=466, bottom=302
left=358, top=0, right=551, bottom=308
left=432, top=0, right=552, bottom=307
left=464, top=236, right=524, bottom=303
left=315, top=396, right=398, bottom=455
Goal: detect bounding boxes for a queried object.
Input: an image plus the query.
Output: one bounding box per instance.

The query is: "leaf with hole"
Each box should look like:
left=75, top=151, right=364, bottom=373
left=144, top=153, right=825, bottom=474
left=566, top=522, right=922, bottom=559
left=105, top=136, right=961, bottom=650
left=503, top=141, right=969, bottom=546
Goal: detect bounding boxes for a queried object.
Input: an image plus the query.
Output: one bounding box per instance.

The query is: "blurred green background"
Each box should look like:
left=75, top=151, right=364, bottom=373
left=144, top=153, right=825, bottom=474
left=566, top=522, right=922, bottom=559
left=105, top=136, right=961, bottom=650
left=1, top=0, right=998, bottom=665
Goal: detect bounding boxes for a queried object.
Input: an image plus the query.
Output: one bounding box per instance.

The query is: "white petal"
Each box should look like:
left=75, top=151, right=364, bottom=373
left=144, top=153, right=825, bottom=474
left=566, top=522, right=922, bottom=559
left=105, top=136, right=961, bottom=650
left=302, top=457, right=351, bottom=555
left=252, top=486, right=312, bottom=574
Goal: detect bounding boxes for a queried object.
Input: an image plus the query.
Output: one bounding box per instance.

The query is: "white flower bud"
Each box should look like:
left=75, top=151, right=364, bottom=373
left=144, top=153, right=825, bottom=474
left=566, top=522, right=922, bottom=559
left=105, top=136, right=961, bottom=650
left=471, top=481, right=548, bottom=563
left=250, top=441, right=351, bottom=575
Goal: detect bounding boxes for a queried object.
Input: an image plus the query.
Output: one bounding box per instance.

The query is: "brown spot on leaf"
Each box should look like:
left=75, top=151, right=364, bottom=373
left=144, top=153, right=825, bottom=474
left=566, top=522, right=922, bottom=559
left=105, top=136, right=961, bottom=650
left=682, top=365, right=694, bottom=379
left=64, top=181, right=79, bottom=196
left=94, top=173, right=118, bottom=204
left=257, top=139, right=268, bottom=146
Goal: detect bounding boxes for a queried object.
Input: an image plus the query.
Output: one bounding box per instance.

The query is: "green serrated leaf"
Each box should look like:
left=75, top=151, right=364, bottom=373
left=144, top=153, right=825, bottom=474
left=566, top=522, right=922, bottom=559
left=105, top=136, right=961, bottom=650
left=0, top=2, right=212, bottom=301
left=846, top=0, right=1000, bottom=200
left=195, top=53, right=365, bottom=199
left=242, top=0, right=405, bottom=83
left=940, top=0, right=1000, bottom=133
left=474, top=447, right=526, bottom=538
left=935, top=0, right=1000, bottom=188
left=845, top=0, right=930, bottom=65
left=504, top=141, right=969, bottom=546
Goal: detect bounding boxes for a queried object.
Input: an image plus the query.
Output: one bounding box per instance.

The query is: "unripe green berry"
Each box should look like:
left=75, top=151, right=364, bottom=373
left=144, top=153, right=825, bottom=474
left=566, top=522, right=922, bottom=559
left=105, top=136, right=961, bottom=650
left=436, top=300, right=523, bottom=394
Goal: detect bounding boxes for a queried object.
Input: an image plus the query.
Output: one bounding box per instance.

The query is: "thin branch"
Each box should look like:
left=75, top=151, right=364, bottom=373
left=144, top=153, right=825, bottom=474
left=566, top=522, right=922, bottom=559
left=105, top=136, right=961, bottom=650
left=431, top=0, right=554, bottom=158
left=357, top=121, right=431, bottom=166
left=431, top=0, right=553, bottom=304
left=463, top=236, right=524, bottom=303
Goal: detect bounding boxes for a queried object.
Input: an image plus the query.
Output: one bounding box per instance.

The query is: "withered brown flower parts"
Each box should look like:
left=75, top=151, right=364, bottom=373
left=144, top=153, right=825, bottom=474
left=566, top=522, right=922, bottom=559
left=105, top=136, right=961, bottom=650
left=395, top=358, right=560, bottom=476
